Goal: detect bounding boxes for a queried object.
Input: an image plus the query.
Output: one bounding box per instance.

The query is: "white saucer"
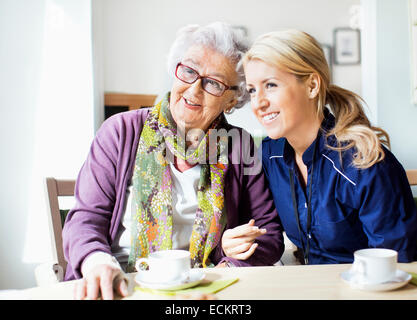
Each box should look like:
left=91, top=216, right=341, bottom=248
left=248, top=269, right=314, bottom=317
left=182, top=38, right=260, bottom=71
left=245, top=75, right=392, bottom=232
left=135, top=269, right=205, bottom=291
left=340, top=269, right=412, bottom=292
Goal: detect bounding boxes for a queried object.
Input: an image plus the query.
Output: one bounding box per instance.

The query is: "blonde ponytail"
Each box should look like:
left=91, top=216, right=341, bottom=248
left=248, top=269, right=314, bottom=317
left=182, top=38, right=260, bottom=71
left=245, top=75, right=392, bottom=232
left=325, top=85, right=390, bottom=169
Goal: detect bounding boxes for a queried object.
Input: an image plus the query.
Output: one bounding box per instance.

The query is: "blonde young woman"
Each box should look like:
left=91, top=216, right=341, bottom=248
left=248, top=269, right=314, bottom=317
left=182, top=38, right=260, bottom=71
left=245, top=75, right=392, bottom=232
left=237, top=30, right=417, bottom=264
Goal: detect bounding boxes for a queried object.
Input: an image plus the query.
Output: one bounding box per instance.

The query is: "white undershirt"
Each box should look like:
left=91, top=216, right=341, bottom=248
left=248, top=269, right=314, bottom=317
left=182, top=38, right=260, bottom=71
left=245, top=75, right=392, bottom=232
left=81, top=164, right=200, bottom=275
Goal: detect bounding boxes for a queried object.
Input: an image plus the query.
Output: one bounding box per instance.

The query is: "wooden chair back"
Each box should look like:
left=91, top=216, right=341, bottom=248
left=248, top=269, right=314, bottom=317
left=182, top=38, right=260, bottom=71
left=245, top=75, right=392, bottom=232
left=45, top=177, right=76, bottom=276
left=406, top=169, right=417, bottom=186
left=104, top=92, right=157, bottom=120
left=104, top=92, right=157, bottom=110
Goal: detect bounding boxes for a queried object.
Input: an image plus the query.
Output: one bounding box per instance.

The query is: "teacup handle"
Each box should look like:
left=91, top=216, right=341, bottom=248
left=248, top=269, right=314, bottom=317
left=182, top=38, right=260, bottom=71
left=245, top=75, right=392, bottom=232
left=135, top=258, right=150, bottom=272
left=352, top=260, right=366, bottom=282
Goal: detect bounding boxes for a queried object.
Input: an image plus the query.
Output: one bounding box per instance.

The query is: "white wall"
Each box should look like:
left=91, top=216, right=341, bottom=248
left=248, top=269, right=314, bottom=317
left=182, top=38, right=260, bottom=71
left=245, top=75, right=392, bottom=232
left=0, top=0, right=46, bottom=290
left=374, top=0, right=417, bottom=194
left=0, top=0, right=95, bottom=289
left=375, top=0, right=417, bottom=167
left=360, top=0, right=378, bottom=124
left=95, top=0, right=361, bottom=135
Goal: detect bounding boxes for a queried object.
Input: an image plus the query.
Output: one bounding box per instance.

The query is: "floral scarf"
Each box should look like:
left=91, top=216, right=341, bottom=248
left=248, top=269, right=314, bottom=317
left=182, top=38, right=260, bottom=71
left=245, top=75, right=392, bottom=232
left=127, top=92, right=228, bottom=271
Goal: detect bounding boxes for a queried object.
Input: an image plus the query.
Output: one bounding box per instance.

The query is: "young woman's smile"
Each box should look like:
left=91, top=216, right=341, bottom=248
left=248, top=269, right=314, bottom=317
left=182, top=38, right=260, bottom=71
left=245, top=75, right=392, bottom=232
left=244, top=59, right=316, bottom=141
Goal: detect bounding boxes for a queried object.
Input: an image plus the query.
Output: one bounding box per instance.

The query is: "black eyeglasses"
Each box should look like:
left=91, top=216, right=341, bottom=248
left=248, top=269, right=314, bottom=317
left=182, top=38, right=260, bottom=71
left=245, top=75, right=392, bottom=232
left=175, top=63, right=238, bottom=97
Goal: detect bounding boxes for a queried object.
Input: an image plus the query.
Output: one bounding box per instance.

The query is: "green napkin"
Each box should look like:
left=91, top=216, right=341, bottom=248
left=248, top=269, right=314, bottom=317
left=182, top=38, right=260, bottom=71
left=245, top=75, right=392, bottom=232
left=134, top=278, right=239, bottom=297
left=409, top=271, right=417, bottom=286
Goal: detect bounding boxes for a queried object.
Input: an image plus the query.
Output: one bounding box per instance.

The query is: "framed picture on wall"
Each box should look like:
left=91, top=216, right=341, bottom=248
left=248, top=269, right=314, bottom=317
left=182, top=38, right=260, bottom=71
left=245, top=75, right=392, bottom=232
left=333, top=28, right=361, bottom=65
left=321, top=44, right=333, bottom=75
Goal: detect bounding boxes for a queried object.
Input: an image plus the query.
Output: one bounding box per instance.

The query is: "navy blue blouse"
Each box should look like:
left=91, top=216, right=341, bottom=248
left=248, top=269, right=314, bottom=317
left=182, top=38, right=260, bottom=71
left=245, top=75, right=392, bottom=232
left=261, top=112, right=417, bottom=264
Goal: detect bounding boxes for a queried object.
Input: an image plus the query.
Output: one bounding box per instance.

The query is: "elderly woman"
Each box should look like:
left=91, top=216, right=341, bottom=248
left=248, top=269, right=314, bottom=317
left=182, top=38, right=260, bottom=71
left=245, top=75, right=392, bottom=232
left=62, top=22, right=284, bottom=300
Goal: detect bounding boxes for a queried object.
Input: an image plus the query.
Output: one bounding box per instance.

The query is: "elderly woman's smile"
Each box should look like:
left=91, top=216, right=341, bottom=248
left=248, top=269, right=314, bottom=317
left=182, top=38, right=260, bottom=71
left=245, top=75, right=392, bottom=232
left=183, top=98, right=201, bottom=108
left=170, top=44, right=238, bottom=133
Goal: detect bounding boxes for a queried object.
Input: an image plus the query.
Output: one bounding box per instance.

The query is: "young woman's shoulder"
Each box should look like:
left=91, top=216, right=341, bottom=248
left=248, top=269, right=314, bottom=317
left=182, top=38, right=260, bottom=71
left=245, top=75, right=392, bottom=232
left=324, top=142, right=408, bottom=190
left=366, top=145, right=408, bottom=179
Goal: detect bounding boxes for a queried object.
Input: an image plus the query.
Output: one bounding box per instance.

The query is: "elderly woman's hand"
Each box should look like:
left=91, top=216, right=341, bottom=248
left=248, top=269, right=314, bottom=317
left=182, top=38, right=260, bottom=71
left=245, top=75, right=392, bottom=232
left=221, top=219, right=267, bottom=260
left=74, top=264, right=128, bottom=300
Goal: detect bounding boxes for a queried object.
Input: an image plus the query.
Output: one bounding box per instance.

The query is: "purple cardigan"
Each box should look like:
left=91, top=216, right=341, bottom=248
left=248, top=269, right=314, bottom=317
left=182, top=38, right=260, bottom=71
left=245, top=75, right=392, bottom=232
left=63, top=109, right=284, bottom=280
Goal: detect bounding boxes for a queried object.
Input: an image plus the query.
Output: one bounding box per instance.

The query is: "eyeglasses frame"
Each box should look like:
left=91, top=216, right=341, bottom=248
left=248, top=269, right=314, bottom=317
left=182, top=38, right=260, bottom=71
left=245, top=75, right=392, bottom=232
left=175, top=63, right=238, bottom=97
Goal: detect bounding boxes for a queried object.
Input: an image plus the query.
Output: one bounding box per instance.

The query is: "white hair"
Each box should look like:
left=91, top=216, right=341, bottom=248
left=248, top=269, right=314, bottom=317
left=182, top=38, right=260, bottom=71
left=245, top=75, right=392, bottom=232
left=166, top=21, right=249, bottom=111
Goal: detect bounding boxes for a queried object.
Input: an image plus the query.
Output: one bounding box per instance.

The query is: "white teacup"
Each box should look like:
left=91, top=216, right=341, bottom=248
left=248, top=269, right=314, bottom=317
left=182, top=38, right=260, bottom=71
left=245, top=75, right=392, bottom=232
left=350, top=248, right=398, bottom=284
left=135, top=249, right=191, bottom=283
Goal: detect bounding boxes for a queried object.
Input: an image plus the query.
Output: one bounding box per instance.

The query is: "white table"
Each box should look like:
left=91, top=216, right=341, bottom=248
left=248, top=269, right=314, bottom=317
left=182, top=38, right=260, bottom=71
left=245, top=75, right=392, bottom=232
left=18, top=263, right=417, bottom=300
